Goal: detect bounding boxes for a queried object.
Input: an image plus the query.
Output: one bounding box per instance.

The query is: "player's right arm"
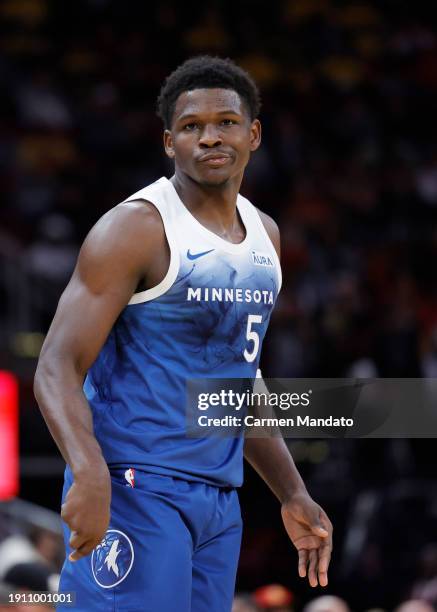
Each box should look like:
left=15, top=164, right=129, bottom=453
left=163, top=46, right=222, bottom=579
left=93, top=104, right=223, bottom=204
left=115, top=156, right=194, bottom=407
left=34, top=200, right=166, bottom=561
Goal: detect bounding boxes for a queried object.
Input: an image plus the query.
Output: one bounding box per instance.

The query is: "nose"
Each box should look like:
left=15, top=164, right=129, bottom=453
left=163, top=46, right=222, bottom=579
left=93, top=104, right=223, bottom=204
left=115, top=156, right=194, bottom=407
left=198, top=124, right=222, bottom=148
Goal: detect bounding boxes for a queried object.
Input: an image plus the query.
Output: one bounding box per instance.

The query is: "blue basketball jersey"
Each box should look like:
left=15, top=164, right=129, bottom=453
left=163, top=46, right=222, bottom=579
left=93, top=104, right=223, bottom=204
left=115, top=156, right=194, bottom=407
left=84, top=177, right=281, bottom=487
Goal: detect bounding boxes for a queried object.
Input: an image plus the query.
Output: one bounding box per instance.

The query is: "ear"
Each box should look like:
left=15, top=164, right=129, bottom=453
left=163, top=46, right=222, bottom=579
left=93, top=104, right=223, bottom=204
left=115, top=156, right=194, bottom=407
left=163, top=129, right=175, bottom=159
left=249, top=119, right=261, bottom=152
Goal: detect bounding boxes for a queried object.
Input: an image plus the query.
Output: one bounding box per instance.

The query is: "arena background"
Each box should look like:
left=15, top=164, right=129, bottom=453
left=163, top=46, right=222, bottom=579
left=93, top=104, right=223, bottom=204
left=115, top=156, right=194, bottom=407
left=1, top=1, right=437, bottom=610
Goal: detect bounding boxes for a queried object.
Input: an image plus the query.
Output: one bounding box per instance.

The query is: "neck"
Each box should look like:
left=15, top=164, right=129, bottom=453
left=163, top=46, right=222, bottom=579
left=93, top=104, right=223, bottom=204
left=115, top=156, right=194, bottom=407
left=171, top=170, right=243, bottom=234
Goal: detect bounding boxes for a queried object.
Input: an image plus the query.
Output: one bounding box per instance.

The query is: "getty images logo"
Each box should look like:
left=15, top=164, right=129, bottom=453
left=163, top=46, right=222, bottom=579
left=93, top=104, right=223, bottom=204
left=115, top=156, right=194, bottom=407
left=252, top=250, right=274, bottom=267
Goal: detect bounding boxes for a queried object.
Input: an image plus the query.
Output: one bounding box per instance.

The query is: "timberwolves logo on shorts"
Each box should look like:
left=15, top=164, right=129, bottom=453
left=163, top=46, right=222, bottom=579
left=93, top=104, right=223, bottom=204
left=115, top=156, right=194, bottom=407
left=91, top=529, right=134, bottom=588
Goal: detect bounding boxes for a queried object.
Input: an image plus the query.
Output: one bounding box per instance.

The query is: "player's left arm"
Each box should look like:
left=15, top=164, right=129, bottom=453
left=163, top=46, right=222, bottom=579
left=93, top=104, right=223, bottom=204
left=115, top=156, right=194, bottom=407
left=244, top=209, right=333, bottom=589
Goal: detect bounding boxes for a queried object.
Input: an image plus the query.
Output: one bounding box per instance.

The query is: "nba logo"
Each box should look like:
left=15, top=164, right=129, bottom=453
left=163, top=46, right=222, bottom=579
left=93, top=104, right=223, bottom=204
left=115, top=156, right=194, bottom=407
left=124, top=468, right=135, bottom=488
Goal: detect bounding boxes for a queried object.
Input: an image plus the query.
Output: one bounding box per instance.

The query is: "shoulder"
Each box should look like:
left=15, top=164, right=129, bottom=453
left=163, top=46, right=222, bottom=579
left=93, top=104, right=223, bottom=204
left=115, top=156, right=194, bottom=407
left=85, top=199, right=163, bottom=251
left=94, top=198, right=163, bottom=239
left=78, top=199, right=165, bottom=279
left=255, top=207, right=280, bottom=258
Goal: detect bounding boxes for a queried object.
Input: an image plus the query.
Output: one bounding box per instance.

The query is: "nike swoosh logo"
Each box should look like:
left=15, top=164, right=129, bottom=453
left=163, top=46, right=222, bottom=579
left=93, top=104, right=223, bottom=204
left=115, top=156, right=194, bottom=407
left=187, top=248, right=215, bottom=260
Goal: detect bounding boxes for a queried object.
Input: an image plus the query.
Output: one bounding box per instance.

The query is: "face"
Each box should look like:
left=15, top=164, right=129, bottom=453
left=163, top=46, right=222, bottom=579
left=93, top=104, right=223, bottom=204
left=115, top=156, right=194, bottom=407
left=164, top=88, right=261, bottom=187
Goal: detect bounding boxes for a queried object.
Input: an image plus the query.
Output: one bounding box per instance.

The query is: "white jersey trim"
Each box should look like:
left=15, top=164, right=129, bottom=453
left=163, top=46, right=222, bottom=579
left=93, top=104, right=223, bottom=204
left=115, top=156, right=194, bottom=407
left=121, top=177, right=281, bottom=304
left=166, top=178, right=250, bottom=255
left=241, top=197, right=282, bottom=292
left=126, top=199, right=180, bottom=305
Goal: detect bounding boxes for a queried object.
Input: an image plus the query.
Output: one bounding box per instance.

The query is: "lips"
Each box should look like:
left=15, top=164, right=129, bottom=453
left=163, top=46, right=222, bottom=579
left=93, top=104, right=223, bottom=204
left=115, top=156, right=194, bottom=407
left=198, top=152, right=231, bottom=165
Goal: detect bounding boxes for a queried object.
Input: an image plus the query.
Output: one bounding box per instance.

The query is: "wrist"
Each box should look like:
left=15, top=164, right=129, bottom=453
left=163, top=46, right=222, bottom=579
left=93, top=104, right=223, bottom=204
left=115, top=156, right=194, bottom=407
left=280, top=483, right=308, bottom=506
left=72, top=456, right=109, bottom=482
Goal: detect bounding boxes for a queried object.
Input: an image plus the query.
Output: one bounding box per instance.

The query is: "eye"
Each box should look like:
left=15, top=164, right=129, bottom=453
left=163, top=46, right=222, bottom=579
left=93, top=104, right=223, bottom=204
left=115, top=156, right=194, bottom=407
left=183, top=122, right=198, bottom=131
left=221, top=119, right=237, bottom=126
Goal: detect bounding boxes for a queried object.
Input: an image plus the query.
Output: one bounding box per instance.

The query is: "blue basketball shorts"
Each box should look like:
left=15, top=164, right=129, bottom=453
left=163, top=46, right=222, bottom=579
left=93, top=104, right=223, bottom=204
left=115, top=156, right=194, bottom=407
left=57, top=466, right=243, bottom=611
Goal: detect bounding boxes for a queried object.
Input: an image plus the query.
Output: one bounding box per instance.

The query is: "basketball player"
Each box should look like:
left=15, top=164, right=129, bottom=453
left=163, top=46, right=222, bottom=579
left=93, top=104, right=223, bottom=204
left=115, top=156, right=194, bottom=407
left=34, top=56, right=333, bottom=611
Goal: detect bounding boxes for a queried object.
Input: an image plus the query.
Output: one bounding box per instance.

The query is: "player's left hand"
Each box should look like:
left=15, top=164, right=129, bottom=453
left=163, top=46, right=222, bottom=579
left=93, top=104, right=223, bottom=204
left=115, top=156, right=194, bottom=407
left=281, top=491, right=333, bottom=588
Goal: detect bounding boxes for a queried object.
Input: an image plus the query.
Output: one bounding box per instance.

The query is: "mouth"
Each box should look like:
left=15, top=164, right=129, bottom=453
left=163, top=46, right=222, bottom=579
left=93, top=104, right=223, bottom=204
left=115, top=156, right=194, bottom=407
left=197, top=153, right=231, bottom=167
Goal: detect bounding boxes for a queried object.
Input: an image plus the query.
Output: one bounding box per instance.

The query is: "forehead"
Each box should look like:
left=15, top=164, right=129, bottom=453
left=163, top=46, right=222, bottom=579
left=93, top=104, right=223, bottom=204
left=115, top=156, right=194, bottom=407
left=172, top=88, right=247, bottom=122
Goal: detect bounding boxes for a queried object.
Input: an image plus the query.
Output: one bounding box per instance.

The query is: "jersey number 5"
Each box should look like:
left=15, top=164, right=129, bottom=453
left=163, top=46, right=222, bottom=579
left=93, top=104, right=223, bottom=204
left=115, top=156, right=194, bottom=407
left=243, top=314, right=263, bottom=363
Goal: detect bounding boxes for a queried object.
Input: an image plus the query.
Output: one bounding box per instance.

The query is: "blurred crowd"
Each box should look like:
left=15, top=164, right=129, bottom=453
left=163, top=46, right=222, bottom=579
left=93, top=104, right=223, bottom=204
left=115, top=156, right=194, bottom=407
left=232, top=589, right=437, bottom=612
left=1, top=0, right=437, bottom=610
left=1, top=0, right=437, bottom=376
left=0, top=526, right=62, bottom=611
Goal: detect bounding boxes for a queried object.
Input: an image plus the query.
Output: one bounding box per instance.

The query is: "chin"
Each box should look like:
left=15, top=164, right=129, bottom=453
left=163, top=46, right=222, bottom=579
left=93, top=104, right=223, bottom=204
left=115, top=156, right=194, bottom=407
left=201, top=178, right=229, bottom=188
left=197, top=171, right=231, bottom=187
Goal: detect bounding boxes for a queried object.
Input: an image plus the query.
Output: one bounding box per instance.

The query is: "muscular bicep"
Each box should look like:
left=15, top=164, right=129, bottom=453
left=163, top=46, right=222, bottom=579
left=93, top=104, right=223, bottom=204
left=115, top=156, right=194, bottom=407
left=39, top=202, right=164, bottom=375
left=42, top=267, right=136, bottom=376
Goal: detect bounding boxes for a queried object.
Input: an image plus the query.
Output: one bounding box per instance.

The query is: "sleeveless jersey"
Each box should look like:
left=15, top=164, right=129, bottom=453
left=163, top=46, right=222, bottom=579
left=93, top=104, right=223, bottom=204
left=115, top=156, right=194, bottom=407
left=84, top=177, right=281, bottom=487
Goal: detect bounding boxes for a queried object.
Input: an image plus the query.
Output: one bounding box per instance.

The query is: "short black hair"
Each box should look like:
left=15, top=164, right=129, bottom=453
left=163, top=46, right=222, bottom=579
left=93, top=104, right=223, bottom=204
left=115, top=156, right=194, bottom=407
left=157, top=55, right=261, bottom=129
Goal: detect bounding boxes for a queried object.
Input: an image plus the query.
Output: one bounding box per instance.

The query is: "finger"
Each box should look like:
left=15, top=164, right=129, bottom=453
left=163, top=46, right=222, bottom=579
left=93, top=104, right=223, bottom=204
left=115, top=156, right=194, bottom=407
left=298, top=549, right=308, bottom=578
left=304, top=506, right=329, bottom=538
left=319, top=514, right=333, bottom=538
left=69, top=548, right=88, bottom=562
left=312, top=524, right=329, bottom=537
left=318, top=544, right=332, bottom=587
left=69, top=530, right=86, bottom=550
left=69, top=549, right=82, bottom=562
left=69, top=541, right=95, bottom=562
left=311, top=511, right=329, bottom=538
left=60, top=503, right=70, bottom=522
left=308, top=549, right=318, bottom=588
left=318, top=567, right=329, bottom=587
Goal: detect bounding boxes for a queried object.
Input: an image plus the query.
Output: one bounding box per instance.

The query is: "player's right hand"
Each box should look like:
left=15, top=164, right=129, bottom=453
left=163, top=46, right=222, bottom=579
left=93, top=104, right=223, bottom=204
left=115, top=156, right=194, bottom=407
left=61, top=465, right=111, bottom=562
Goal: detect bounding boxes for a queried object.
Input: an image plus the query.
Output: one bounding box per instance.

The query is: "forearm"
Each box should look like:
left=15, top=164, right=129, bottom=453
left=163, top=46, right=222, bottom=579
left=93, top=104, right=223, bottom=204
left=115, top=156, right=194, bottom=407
left=244, top=437, right=307, bottom=504
left=34, top=355, right=107, bottom=478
